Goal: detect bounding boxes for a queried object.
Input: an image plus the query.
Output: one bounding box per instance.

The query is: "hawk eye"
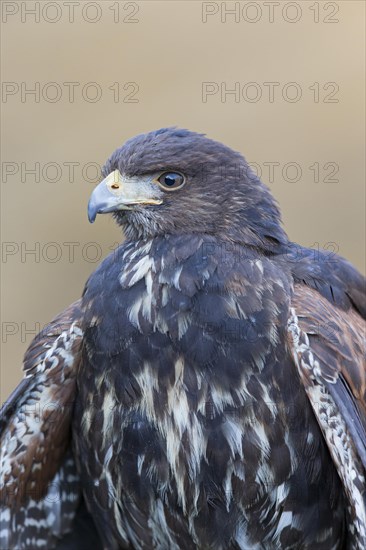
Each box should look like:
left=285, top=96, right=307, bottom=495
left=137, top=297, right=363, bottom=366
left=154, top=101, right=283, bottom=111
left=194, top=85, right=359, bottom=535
left=157, top=172, right=185, bottom=191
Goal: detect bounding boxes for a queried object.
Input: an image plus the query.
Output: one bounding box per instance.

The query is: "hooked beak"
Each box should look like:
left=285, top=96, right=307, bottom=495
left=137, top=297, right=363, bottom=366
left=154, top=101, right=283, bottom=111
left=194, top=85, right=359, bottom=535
left=88, top=170, right=163, bottom=223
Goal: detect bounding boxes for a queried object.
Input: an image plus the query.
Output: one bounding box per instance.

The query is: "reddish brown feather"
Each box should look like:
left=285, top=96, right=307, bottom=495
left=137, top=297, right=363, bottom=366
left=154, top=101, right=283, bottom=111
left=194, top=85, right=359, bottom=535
left=289, top=284, right=366, bottom=547
left=23, top=300, right=82, bottom=373
left=291, top=284, right=366, bottom=414
left=0, top=300, right=82, bottom=509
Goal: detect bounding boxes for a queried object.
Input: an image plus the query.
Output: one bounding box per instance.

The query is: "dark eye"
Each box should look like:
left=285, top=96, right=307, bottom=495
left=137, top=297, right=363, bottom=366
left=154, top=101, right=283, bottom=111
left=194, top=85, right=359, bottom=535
left=157, top=172, right=185, bottom=190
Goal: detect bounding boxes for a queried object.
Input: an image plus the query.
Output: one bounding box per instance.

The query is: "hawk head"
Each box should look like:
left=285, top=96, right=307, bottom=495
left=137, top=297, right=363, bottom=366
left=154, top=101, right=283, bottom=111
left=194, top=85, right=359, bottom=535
left=88, top=128, right=288, bottom=250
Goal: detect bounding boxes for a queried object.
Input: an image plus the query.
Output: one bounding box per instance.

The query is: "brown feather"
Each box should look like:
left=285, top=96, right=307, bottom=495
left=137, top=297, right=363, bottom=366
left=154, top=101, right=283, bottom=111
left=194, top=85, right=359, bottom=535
left=291, top=284, right=366, bottom=426
left=288, top=284, right=366, bottom=547
left=0, top=300, right=82, bottom=509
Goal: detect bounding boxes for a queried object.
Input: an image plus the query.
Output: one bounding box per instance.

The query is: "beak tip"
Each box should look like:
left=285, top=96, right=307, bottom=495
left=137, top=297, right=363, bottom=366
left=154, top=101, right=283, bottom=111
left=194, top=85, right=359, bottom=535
left=87, top=201, right=97, bottom=223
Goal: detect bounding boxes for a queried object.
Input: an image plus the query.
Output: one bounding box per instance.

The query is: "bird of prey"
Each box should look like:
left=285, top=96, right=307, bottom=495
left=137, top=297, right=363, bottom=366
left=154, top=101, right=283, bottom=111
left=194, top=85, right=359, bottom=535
left=1, top=128, right=365, bottom=550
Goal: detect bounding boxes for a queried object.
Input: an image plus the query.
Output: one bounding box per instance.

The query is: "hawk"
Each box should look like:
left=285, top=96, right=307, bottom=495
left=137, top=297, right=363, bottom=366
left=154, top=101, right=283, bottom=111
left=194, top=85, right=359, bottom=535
left=1, top=128, right=365, bottom=549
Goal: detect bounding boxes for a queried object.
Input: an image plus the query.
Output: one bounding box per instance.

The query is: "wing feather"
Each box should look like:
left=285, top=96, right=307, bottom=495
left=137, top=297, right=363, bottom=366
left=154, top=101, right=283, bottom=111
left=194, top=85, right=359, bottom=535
left=0, top=301, right=84, bottom=549
left=288, top=284, right=366, bottom=547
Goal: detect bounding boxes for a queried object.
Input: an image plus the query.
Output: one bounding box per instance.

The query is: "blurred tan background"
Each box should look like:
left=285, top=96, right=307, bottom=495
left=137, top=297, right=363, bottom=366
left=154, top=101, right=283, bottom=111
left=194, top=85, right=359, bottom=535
left=1, top=0, right=365, bottom=401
